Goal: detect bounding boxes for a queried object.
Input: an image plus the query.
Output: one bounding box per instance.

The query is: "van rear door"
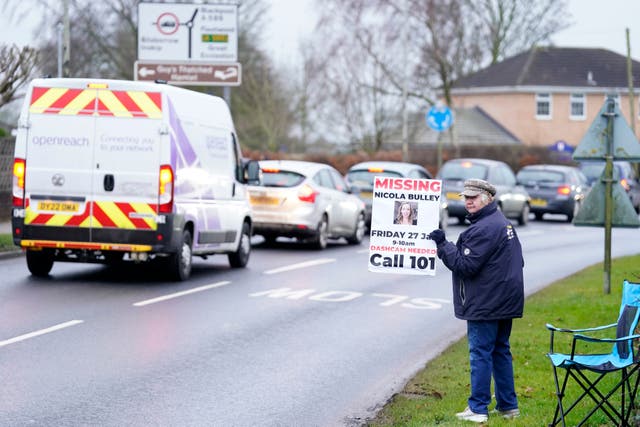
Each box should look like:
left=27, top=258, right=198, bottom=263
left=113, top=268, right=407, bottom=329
left=23, top=84, right=163, bottom=243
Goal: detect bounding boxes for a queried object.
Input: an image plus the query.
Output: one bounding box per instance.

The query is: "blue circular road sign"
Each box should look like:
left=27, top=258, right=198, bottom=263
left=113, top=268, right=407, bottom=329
left=426, top=105, right=453, bottom=132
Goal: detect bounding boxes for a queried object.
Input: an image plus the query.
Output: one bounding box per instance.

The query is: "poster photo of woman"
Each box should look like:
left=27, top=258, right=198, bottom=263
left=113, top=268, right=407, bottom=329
left=393, top=201, right=418, bottom=225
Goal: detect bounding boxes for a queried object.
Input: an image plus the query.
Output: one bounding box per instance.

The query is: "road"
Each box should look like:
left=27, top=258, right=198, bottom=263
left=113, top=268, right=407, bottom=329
left=0, top=218, right=638, bottom=426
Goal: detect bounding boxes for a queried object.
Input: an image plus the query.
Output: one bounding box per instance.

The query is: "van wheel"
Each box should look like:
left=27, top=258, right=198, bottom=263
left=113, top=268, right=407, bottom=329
left=167, top=229, right=192, bottom=281
left=311, top=215, right=329, bottom=250
left=346, top=212, right=365, bottom=245
left=229, top=222, right=251, bottom=268
left=26, top=249, right=54, bottom=277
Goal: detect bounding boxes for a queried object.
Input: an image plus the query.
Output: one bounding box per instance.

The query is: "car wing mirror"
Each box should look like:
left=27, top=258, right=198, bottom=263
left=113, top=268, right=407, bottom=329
left=244, top=160, right=261, bottom=185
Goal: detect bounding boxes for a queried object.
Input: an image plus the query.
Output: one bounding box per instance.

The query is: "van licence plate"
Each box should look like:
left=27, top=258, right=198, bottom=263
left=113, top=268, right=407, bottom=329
left=446, top=192, right=462, bottom=201
left=37, top=201, right=80, bottom=212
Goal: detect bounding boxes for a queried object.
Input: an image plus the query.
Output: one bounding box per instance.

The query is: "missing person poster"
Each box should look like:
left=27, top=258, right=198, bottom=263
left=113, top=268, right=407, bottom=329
left=368, top=177, right=442, bottom=275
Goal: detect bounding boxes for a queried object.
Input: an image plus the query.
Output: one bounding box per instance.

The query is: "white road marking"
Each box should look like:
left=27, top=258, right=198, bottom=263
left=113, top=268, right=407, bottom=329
left=0, top=320, right=84, bottom=348
left=133, top=281, right=231, bottom=307
left=263, top=258, right=336, bottom=275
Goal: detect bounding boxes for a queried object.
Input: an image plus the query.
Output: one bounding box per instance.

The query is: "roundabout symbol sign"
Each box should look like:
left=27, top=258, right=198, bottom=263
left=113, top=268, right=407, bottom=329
left=426, top=105, right=453, bottom=132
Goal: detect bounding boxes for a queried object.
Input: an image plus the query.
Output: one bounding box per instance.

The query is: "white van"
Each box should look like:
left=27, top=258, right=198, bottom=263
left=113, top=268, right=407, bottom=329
left=11, top=78, right=259, bottom=280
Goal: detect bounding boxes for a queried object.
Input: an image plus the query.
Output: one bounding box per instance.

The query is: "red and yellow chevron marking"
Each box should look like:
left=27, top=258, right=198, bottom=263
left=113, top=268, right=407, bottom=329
left=29, top=87, right=162, bottom=118
left=25, top=201, right=158, bottom=230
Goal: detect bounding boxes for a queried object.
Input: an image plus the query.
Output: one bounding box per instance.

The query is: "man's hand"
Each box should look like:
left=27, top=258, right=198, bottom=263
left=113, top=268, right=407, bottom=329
left=429, top=229, right=446, bottom=244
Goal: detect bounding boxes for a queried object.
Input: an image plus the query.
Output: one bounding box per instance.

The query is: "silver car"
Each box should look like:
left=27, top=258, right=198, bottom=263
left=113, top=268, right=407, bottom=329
left=247, top=160, right=366, bottom=249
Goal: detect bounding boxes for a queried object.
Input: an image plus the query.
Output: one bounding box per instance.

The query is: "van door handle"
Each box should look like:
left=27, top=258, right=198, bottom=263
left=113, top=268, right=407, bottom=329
left=104, top=174, right=115, bottom=192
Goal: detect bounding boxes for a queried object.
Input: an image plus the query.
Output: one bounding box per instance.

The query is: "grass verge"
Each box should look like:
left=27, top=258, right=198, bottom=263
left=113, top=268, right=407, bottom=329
left=368, top=255, right=640, bottom=426
left=0, top=233, right=15, bottom=250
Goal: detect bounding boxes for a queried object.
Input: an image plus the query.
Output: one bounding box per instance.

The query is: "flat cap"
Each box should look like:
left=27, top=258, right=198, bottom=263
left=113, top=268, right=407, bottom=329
left=460, top=178, right=496, bottom=197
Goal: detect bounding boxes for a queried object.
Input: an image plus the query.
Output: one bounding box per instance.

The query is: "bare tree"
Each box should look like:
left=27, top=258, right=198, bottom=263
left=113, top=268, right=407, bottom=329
left=466, top=0, right=570, bottom=65
left=0, top=44, right=38, bottom=110
left=310, top=0, right=570, bottom=151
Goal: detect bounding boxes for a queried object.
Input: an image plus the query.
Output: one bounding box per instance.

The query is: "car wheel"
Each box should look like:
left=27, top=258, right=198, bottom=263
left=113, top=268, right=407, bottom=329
left=311, top=215, right=329, bottom=250
left=167, top=229, right=192, bottom=281
left=346, top=212, right=366, bottom=245
left=517, top=203, right=530, bottom=226
left=229, top=222, right=251, bottom=268
left=26, top=249, right=54, bottom=277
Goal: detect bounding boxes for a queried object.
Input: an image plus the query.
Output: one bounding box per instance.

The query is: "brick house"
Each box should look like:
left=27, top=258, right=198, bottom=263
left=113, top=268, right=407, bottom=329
left=449, top=46, right=640, bottom=147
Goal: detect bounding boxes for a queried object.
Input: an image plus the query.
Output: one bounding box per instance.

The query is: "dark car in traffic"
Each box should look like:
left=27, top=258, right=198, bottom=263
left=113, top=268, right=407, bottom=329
left=516, top=164, right=589, bottom=222
left=437, top=158, right=530, bottom=225
left=579, top=160, right=640, bottom=213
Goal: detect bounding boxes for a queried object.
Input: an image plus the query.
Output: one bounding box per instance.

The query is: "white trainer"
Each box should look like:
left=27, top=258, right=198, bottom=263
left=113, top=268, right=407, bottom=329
left=455, top=406, right=488, bottom=423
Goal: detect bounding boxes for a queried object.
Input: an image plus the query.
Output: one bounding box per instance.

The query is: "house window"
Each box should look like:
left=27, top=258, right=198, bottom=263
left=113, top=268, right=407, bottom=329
left=570, top=93, right=585, bottom=120
left=536, top=93, right=551, bottom=119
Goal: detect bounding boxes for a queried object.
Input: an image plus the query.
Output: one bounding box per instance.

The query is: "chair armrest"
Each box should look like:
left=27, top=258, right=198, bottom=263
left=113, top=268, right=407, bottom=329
left=574, top=333, right=640, bottom=344
left=546, top=322, right=617, bottom=333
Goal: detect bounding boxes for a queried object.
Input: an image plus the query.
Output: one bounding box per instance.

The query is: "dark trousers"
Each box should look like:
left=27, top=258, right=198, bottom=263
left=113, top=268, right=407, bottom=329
left=466, top=319, right=518, bottom=414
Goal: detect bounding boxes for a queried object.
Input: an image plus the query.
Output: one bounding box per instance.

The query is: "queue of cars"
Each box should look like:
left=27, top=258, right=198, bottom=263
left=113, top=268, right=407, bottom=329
left=246, top=157, right=640, bottom=249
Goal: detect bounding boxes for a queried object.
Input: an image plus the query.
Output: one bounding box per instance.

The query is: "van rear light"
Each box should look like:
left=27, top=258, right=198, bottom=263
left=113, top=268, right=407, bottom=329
left=298, top=184, right=318, bottom=203
left=158, top=164, right=174, bottom=213
left=12, top=158, right=26, bottom=207
left=557, top=185, right=571, bottom=195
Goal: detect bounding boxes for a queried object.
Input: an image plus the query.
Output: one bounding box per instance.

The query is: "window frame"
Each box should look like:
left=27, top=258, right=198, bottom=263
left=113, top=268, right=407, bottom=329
left=570, top=93, right=586, bottom=121
left=535, top=93, right=552, bottom=120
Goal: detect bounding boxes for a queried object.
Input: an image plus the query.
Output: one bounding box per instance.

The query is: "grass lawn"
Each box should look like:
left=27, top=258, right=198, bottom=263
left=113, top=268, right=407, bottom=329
left=369, top=255, right=640, bottom=426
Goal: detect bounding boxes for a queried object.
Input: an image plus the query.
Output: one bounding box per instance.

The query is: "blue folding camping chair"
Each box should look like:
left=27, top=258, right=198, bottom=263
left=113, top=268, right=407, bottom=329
left=546, top=279, right=640, bottom=426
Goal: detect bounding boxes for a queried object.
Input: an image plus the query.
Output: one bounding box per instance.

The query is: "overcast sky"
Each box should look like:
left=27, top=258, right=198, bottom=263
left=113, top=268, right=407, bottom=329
left=0, top=0, right=639, bottom=64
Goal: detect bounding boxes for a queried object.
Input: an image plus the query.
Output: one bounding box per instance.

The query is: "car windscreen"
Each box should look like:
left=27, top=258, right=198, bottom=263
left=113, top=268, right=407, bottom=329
left=346, top=170, right=402, bottom=189
left=517, top=170, right=564, bottom=184
left=260, top=170, right=305, bottom=187
left=439, top=162, right=488, bottom=181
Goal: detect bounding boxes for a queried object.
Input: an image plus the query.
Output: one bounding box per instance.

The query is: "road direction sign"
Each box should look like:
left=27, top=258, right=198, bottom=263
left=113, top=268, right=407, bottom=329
left=138, top=2, right=238, bottom=62
left=134, top=61, right=241, bottom=86
left=426, top=105, right=453, bottom=131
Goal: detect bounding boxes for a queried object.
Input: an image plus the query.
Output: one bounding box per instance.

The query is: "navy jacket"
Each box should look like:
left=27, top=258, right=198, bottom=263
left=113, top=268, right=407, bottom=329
left=436, top=201, right=524, bottom=321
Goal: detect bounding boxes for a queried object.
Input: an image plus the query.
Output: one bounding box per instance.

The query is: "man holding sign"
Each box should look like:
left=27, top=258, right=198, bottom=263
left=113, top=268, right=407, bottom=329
left=428, top=179, right=524, bottom=423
